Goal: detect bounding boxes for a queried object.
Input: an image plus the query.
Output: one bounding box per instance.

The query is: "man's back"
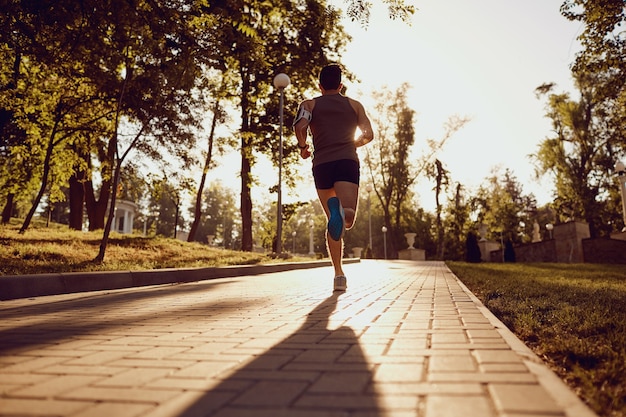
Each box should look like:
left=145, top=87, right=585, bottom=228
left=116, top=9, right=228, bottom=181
left=309, top=94, right=358, bottom=166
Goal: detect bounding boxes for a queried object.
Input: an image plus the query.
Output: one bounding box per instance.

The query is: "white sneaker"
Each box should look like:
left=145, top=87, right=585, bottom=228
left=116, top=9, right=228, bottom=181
left=333, top=275, right=347, bottom=292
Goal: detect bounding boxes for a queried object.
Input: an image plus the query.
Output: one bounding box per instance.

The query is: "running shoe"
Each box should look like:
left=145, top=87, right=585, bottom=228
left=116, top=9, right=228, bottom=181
left=327, top=197, right=345, bottom=241
left=334, top=275, right=347, bottom=291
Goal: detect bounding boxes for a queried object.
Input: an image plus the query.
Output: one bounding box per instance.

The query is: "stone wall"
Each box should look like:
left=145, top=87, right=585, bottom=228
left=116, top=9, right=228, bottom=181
left=510, top=240, right=557, bottom=263
left=552, top=221, right=590, bottom=263
left=582, top=238, right=626, bottom=264
left=487, top=222, right=626, bottom=264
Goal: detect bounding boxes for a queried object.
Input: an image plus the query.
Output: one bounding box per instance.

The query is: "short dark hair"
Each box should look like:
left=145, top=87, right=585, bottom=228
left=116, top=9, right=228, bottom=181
left=319, top=64, right=342, bottom=90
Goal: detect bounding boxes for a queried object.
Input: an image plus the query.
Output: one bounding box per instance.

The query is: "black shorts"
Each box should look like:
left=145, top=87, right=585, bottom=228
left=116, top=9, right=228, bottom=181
left=312, top=159, right=360, bottom=190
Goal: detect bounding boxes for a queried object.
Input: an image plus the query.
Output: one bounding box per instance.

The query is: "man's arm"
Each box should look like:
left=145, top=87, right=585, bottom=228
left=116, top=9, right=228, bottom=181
left=350, top=99, right=374, bottom=148
left=293, top=99, right=314, bottom=158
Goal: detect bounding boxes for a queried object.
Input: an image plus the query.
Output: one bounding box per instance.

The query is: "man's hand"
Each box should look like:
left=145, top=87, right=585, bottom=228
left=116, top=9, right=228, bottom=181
left=299, top=144, right=311, bottom=159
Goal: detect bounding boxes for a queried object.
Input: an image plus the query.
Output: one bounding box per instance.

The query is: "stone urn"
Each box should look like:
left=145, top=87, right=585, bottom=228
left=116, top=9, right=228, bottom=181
left=404, top=233, right=417, bottom=249
left=478, top=223, right=488, bottom=241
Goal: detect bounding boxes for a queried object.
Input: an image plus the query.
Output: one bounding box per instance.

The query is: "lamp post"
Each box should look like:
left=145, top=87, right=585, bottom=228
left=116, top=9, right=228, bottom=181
left=273, top=73, right=290, bottom=254
left=366, top=184, right=373, bottom=257
left=616, top=160, right=626, bottom=232
left=381, top=226, right=388, bottom=260
left=546, top=223, right=554, bottom=240
left=308, top=219, right=315, bottom=256
left=292, top=230, right=297, bottom=254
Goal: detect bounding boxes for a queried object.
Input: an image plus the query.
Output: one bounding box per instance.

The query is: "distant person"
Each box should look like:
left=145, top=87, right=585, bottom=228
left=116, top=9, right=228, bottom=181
left=292, top=63, right=374, bottom=291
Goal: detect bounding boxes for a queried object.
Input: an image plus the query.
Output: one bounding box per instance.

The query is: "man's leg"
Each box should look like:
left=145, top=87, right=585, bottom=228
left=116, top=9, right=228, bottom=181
left=333, top=181, right=359, bottom=229
left=317, top=181, right=359, bottom=278
left=317, top=188, right=344, bottom=278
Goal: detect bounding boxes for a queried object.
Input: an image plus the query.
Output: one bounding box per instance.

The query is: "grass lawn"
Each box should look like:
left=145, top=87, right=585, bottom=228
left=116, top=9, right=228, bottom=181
left=447, top=261, right=626, bottom=417
left=0, top=219, right=292, bottom=276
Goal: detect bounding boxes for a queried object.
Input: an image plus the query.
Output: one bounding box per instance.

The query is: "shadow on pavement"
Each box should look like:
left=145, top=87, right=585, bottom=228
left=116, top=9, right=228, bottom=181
left=0, top=280, right=255, bottom=353
left=178, top=292, right=383, bottom=416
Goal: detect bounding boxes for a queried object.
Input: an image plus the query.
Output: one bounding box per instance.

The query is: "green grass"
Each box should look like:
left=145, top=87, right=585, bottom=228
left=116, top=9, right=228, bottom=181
left=447, top=261, right=626, bottom=417
left=0, top=219, right=298, bottom=276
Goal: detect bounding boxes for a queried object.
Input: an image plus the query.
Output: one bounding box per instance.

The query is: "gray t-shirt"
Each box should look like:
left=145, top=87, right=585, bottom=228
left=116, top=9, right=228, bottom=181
left=308, top=94, right=358, bottom=166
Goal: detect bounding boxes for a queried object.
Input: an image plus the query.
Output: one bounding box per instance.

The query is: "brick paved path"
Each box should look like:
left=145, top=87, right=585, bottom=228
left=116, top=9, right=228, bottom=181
left=0, top=261, right=596, bottom=417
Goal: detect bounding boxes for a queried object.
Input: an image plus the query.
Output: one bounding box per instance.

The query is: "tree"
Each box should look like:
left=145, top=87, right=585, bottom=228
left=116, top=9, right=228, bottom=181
left=363, top=84, right=416, bottom=257
left=561, top=0, right=626, bottom=151
left=427, top=159, right=449, bottom=259
left=554, top=1, right=626, bottom=234
left=187, top=96, right=222, bottom=243
left=0, top=1, right=213, bottom=236
left=533, top=79, right=618, bottom=237
left=1, top=0, right=417, bottom=245
left=442, top=182, right=473, bottom=261
left=364, top=85, right=468, bottom=257
left=18, top=74, right=109, bottom=234
left=474, top=167, right=537, bottom=244
left=199, top=0, right=351, bottom=251
left=0, top=46, right=42, bottom=224
left=187, top=182, right=238, bottom=247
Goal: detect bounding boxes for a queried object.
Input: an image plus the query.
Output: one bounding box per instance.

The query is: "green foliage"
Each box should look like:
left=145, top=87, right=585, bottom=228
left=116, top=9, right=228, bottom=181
left=213, top=0, right=351, bottom=250
left=474, top=167, right=537, bottom=244
left=545, top=1, right=626, bottom=236
left=187, top=182, right=239, bottom=248
left=533, top=80, right=620, bottom=237
left=364, top=84, right=417, bottom=256
left=0, top=0, right=416, bottom=252
left=344, top=0, right=416, bottom=26
left=441, top=182, right=472, bottom=260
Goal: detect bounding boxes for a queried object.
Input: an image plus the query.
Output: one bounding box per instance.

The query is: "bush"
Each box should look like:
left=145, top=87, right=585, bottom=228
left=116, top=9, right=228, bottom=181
left=465, top=232, right=482, bottom=263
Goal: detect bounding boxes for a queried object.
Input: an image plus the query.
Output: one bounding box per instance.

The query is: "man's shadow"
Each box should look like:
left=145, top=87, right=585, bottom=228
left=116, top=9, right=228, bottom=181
left=179, top=292, right=382, bottom=416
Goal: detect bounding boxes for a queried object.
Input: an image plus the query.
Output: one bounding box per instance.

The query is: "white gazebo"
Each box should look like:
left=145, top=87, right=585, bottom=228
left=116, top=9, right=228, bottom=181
left=112, top=200, right=138, bottom=234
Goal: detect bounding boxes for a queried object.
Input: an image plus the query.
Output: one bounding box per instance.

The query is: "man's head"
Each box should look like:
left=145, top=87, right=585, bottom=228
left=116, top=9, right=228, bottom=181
left=319, top=64, right=342, bottom=91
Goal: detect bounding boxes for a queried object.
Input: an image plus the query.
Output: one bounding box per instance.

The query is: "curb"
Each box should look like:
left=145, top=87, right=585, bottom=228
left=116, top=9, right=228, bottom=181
left=0, top=258, right=360, bottom=301
left=448, top=266, right=598, bottom=417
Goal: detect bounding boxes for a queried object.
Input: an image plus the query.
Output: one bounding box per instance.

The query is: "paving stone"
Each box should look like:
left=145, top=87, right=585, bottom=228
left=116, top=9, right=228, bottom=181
left=0, top=261, right=597, bottom=417
left=0, top=397, right=93, bottom=415
left=10, top=375, right=102, bottom=398
left=424, top=395, right=497, bottom=417
left=64, top=402, right=153, bottom=417
left=233, top=380, right=309, bottom=406
left=489, top=383, right=565, bottom=415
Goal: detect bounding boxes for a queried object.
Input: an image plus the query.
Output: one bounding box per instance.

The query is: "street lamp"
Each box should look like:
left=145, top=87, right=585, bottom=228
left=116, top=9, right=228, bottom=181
left=546, top=223, right=554, bottom=240
left=366, top=184, right=373, bottom=257
left=273, top=73, right=290, bottom=254
left=381, top=225, right=388, bottom=260
left=616, top=160, right=626, bottom=232
left=292, top=230, right=297, bottom=253
left=308, top=219, right=315, bottom=255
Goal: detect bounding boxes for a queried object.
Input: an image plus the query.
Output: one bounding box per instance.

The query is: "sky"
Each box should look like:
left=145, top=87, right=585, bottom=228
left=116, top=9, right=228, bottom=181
left=208, top=0, right=584, bottom=213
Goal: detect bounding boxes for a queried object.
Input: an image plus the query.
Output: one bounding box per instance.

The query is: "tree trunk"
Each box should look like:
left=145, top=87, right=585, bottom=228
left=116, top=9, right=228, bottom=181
left=94, top=157, right=121, bottom=263
left=84, top=177, right=110, bottom=230
left=239, top=70, right=253, bottom=252
left=435, top=160, right=444, bottom=260
left=84, top=131, right=115, bottom=231
left=68, top=172, right=85, bottom=230
left=188, top=100, right=219, bottom=242
left=19, top=128, right=57, bottom=234
left=188, top=172, right=207, bottom=242
left=240, top=136, right=253, bottom=251
left=1, top=193, right=14, bottom=224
